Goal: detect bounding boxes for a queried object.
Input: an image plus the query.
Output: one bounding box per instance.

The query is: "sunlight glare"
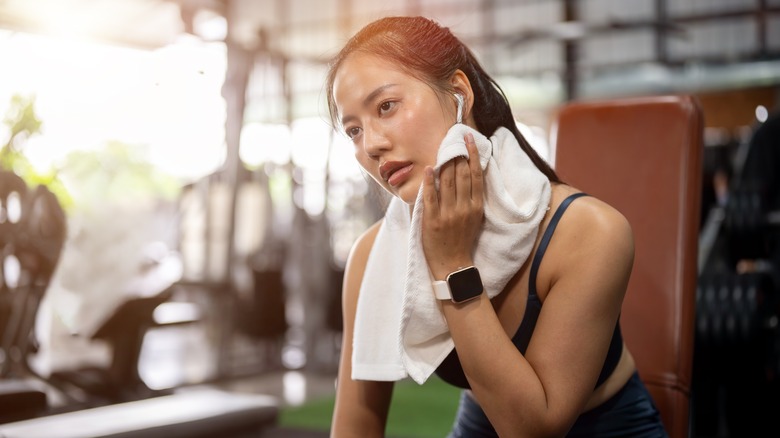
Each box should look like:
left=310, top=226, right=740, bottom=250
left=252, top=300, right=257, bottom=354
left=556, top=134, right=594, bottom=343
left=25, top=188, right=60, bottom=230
left=0, top=29, right=227, bottom=182
left=240, top=123, right=292, bottom=167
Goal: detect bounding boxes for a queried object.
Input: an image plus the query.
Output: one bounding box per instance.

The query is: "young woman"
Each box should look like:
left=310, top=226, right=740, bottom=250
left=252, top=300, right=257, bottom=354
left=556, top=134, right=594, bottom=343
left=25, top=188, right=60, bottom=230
left=325, top=16, right=668, bottom=437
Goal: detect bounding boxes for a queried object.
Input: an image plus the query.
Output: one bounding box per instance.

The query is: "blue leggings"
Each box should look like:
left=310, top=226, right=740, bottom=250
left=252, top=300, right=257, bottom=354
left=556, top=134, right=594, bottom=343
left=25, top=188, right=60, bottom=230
left=448, top=372, right=669, bottom=437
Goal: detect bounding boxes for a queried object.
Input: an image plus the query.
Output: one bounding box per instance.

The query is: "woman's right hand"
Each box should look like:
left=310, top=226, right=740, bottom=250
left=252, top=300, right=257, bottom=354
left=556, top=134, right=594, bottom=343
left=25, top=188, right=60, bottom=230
left=421, top=133, right=485, bottom=281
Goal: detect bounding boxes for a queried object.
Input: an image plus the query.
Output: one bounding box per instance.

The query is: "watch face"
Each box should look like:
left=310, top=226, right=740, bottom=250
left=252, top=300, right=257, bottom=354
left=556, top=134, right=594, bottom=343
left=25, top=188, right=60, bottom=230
left=447, top=267, right=483, bottom=304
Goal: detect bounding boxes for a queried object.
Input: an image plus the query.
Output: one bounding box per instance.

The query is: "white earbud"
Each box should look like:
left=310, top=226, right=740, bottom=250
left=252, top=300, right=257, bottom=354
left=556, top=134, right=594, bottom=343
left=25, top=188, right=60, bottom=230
left=454, top=93, right=464, bottom=124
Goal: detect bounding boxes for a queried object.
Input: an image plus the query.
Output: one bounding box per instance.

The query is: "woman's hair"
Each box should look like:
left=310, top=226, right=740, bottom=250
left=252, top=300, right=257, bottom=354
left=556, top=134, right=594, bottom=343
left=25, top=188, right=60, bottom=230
left=325, top=16, right=560, bottom=183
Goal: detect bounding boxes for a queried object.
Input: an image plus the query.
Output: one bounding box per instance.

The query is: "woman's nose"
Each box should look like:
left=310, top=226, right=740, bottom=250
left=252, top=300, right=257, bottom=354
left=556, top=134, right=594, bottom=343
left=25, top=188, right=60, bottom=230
left=362, top=124, right=390, bottom=159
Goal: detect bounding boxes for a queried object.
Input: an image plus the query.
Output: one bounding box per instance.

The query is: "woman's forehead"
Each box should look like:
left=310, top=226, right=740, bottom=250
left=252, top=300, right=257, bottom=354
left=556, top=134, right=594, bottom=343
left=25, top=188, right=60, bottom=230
left=333, top=53, right=417, bottom=101
left=336, top=53, right=408, bottom=85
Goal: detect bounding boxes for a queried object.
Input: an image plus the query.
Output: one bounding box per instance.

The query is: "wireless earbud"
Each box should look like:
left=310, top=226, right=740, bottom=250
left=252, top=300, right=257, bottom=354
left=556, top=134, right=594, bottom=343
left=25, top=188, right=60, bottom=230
left=454, top=93, right=464, bottom=124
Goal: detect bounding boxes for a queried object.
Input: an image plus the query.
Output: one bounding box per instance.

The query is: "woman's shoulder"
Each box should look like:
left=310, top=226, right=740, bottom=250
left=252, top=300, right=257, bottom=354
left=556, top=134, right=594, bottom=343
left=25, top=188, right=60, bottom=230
left=550, top=185, right=634, bottom=271
left=342, top=219, right=384, bottom=301
left=536, top=185, right=635, bottom=303
left=346, top=219, right=383, bottom=267
left=563, top=186, right=631, bottom=233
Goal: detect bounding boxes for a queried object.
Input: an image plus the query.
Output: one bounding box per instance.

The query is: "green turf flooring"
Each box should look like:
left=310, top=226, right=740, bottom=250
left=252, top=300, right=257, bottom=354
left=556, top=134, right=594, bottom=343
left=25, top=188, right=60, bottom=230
left=278, top=376, right=461, bottom=437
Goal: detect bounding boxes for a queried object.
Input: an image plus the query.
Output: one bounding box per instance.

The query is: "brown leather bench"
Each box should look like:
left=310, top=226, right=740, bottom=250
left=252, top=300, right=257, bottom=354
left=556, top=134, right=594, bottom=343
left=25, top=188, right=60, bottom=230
left=551, top=95, right=704, bottom=438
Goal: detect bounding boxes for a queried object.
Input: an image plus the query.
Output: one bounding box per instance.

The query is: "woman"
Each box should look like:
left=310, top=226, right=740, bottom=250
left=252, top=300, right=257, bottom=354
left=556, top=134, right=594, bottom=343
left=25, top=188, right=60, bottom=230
left=326, top=16, right=667, bottom=437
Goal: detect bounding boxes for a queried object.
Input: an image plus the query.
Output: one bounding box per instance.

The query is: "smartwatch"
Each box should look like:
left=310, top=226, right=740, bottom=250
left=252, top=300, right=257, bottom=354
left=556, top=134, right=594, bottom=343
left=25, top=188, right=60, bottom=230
left=432, top=266, right=483, bottom=304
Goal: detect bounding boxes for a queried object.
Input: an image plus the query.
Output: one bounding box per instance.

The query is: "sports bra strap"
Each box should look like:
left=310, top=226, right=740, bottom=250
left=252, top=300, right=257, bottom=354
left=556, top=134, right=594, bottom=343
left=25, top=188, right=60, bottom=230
left=528, top=192, right=589, bottom=298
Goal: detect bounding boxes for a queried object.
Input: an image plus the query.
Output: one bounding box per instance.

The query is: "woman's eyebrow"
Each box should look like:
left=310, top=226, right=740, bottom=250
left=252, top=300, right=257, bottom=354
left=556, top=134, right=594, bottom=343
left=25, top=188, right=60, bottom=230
left=340, top=83, right=398, bottom=126
left=363, top=83, right=398, bottom=107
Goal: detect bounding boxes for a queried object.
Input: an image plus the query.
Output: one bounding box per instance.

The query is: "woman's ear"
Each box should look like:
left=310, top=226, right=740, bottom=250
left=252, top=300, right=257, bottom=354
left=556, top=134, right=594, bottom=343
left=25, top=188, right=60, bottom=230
left=450, top=70, right=475, bottom=124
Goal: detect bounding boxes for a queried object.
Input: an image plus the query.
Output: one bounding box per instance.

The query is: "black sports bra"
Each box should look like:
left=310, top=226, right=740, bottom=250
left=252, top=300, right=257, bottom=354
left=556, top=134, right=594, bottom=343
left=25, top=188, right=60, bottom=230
left=434, top=193, right=624, bottom=389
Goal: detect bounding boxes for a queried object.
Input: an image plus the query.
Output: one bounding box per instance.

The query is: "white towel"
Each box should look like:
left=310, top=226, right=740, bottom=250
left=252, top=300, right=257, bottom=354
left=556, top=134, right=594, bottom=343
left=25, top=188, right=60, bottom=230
left=352, top=124, right=551, bottom=384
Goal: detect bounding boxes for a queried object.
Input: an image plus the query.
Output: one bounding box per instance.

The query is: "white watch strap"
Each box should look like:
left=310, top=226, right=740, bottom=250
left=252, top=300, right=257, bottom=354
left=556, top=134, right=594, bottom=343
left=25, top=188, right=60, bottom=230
left=432, top=280, right=451, bottom=300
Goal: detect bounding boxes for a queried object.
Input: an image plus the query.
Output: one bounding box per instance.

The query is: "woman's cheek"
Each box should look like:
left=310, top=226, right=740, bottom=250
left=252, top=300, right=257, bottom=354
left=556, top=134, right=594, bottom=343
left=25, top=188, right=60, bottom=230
left=355, top=153, right=384, bottom=186
left=354, top=148, right=369, bottom=170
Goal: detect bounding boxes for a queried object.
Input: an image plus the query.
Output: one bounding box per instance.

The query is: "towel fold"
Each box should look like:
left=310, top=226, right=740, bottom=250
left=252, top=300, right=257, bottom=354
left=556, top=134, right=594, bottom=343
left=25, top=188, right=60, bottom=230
left=352, top=124, right=551, bottom=384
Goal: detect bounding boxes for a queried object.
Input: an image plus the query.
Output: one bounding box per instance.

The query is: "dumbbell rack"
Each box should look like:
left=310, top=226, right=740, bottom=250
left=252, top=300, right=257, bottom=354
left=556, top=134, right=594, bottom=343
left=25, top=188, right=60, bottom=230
left=693, top=126, right=780, bottom=437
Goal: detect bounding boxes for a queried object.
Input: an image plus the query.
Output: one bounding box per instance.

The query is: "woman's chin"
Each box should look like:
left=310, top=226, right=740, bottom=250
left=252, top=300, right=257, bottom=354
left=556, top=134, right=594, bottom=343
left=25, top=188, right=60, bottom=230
left=383, top=178, right=422, bottom=205
left=396, top=187, right=419, bottom=205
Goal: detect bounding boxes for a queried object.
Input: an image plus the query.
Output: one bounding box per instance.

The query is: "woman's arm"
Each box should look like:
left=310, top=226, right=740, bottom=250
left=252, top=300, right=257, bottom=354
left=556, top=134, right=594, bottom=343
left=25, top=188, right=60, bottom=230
left=330, top=221, right=395, bottom=437
left=445, top=199, right=632, bottom=437
left=422, top=136, right=634, bottom=437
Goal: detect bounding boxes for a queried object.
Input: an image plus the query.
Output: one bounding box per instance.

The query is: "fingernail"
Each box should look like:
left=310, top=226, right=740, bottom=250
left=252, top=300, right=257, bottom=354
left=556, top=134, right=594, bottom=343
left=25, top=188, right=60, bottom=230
left=425, top=167, right=434, bottom=177
left=466, top=133, right=474, bottom=143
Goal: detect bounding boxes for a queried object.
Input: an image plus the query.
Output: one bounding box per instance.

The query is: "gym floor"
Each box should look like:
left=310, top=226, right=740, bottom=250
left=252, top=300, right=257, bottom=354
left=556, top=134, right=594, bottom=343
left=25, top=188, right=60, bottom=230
left=137, top=323, right=339, bottom=437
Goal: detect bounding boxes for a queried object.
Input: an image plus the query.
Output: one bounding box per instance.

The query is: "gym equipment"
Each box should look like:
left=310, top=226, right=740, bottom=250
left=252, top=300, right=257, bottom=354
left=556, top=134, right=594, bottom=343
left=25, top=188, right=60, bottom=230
left=695, top=271, right=776, bottom=350
left=0, top=388, right=278, bottom=438
left=551, top=94, right=704, bottom=438
left=0, top=170, right=67, bottom=423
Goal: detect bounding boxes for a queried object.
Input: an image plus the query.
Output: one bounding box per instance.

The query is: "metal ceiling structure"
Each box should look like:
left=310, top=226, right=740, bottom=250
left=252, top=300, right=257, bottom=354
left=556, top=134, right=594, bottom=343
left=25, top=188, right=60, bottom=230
left=2, top=0, right=779, bottom=100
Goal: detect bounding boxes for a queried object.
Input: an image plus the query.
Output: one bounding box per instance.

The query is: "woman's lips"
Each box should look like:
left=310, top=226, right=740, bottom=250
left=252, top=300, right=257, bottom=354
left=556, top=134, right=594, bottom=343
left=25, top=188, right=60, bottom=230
left=386, top=163, right=414, bottom=187
left=380, top=161, right=414, bottom=187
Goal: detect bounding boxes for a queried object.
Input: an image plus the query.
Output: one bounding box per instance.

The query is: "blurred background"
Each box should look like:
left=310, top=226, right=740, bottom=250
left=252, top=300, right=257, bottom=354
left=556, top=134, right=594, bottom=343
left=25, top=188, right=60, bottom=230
left=0, top=0, right=778, bottom=437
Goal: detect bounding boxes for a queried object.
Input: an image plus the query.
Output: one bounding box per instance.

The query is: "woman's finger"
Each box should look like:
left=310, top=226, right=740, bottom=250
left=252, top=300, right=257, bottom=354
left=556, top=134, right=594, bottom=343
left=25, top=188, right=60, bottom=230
left=422, top=166, right=440, bottom=218
left=438, top=159, right=456, bottom=209
left=465, top=133, right=484, bottom=203
left=455, top=154, right=472, bottom=204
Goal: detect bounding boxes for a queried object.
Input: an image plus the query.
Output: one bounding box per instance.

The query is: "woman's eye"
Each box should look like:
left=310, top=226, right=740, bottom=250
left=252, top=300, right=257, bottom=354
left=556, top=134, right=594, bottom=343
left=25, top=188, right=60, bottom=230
left=346, top=127, right=361, bottom=139
left=379, top=101, right=395, bottom=114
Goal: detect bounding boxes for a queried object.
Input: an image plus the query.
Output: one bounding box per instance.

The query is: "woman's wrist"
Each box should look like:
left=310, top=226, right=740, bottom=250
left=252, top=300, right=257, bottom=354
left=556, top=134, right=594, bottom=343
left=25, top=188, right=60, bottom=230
left=430, top=258, right=475, bottom=281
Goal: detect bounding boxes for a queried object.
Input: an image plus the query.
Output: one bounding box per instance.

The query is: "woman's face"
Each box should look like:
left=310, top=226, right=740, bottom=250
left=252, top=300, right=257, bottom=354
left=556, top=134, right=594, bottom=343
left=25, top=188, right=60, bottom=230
left=332, top=52, right=455, bottom=204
